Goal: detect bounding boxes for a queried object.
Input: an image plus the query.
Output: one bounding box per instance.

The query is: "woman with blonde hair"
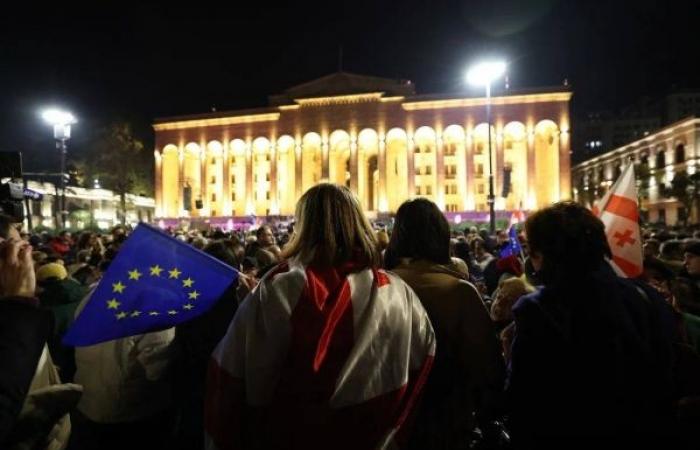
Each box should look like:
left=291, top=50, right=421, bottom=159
left=205, top=183, right=435, bottom=450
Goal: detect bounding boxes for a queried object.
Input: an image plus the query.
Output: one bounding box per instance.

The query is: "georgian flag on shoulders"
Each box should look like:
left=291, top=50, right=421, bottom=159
left=593, top=163, right=643, bottom=278
left=204, top=259, right=436, bottom=450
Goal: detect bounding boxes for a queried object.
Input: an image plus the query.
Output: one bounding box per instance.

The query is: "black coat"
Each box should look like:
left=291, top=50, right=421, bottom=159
left=507, top=265, right=679, bottom=447
left=0, top=297, right=53, bottom=444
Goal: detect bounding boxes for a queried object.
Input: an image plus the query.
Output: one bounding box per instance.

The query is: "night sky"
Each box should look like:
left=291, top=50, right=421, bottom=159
left=1, top=0, right=698, bottom=172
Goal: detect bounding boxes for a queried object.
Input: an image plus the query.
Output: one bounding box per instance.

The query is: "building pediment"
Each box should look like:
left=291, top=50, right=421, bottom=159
left=269, top=71, right=415, bottom=105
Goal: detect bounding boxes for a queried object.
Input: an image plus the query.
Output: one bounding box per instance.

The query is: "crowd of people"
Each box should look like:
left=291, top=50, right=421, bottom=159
left=1, top=183, right=699, bottom=449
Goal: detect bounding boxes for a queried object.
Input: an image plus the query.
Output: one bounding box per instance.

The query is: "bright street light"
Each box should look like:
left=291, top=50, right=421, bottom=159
left=41, top=108, right=76, bottom=229
left=466, top=60, right=506, bottom=234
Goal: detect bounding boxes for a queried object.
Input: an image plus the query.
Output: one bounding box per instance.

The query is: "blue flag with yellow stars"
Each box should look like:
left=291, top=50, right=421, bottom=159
left=63, top=223, right=238, bottom=346
left=499, top=226, right=523, bottom=259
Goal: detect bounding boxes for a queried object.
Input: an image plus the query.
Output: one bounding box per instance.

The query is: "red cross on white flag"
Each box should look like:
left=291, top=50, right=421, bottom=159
left=593, top=164, right=643, bottom=278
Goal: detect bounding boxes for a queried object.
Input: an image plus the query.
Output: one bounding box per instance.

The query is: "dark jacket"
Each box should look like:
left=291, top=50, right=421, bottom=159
left=507, top=265, right=678, bottom=447
left=0, top=297, right=53, bottom=444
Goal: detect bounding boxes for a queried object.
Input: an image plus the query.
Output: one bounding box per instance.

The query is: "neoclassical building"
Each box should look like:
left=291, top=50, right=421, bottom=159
left=153, top=72, right=572, bottom=220
left=573, top=117, right=700, bottom=225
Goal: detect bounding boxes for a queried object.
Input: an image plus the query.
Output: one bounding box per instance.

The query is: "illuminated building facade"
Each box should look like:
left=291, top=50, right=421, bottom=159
left=153, top=72, right=572, bottom=219
left=573, top=117, right=700, bottom=225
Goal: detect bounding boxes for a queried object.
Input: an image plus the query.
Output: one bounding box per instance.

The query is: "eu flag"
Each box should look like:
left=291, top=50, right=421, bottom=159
left=63, top=223, right=238, bottom=346
left=499, top=226, right=523, bottom=259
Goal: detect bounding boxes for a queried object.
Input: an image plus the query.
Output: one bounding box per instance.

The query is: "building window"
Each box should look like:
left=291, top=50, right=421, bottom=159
left=231, top=175, right=236, bottom=184
left=211, top=193, right=216, bottom=202
left=210, top=176, right=216, bottom=184
left=656, top=151, right=666, bottom=168
left=477, top=184, right=484, bottom=194
left=445, top=143, right=457, bottom=156
left=445, top=185, right=450, bottom=195
left=210, top=157, right=215, bottom=165
left=476, top=143, right=484, bottom=154
left=426, top=185, right=432, bottom=196
left=476, top=164, right=484, bottom=176
left=679, top=206, right=688, bottom=223
left=266, top=174, right=270, bottom=182
left=426, top=166, right=432, bottom=175
left=231, top=192, right=236, bottom=201
left=658, top=208, right=666, bottom=224
left=416, top=186, right=422, bottom=195
left=266, top=192, right=270, bottom=201
left=675, top=144, right=685, bottom=164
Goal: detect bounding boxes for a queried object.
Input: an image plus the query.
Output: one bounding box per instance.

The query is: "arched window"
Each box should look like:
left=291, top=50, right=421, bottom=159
left=656, top=150, right=666, bottom=168
left=675, top=144, right=685, bottom=164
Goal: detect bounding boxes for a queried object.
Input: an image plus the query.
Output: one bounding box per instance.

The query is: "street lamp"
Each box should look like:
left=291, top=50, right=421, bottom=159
left=466, top=61, right=506, bottom=234
left=42, top=108, right=76, bottom=229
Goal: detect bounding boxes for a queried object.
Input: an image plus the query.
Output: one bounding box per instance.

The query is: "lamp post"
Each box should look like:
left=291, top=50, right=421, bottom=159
left=42, top=109, right=76, bottom=229
left=467, top=61, right=506, bottom=234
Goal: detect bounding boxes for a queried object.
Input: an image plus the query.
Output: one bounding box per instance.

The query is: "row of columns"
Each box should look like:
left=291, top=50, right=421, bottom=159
left=156, top=126, right=570, bottom=217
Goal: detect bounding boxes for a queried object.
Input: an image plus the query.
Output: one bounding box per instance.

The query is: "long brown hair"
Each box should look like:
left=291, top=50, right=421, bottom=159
left=282, top=183, right=380, bottom=267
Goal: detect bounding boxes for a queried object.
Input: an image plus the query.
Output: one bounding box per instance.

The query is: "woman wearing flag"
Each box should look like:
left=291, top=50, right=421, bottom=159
left=204, top=183, right=436, bottom=450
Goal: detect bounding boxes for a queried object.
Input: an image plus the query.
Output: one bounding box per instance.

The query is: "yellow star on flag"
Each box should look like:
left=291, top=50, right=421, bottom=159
left=116, top=311, right=127, bottom=320
left=106, top=299, right=121, bottom=310
left=182, top=278, right=194, bottom=288
left=128, top=269, right=142, bottom=281
left=168, top=268, right=182, bottom=279
left=112, top=281, right=126, bottom=293
left=183, top=303, right=194, bottom=310
left=188, top=290, right=200, bottom=300
left=149, top=311, right=160, bottom=316
left=131, top=311, right=141, bottom=317
left=167, top=310, right=178, bottom=315
left=150, top=265, right=163, bottom=276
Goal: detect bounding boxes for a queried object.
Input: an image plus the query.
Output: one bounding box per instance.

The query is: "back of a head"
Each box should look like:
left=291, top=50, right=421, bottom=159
left=204, top=240, right=239, bottom=268
left=659, top=240, right=683, bottom=261
left=385, top=198, right=450, bottom=269
left=525, top=201, right=611, bottom=285
left=282, top=183, right=379, bottom=267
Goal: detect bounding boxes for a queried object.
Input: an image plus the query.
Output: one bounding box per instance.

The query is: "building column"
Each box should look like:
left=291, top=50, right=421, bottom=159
left=223, top=143, right=231, bottom=216
left=435, top=132, right=445, bottom=210
left=178, top=147, right=184, bottom=216
left=200, top=149, right=208, bottom=216
left=295, top=142, right=303, bottom=199
left=245, top=142, right=253, bottom=215
left=378, top=135, right=387, bottom=212
left=270, top=143, right=278, bottom=214
left=350, top=137, right=359, bottom=194
left=407, top=135, right=415, bottom=199
left=495, top=129, right=504, bottom=210
left=154, top=150, right=162, bottom=217
left=527, top=130, right=536, bottom=210
left=465, top=132, right=474, bottom=210
left=559, top=129, right=571, bottom=200
left=321, top=138, right=330, bottom=180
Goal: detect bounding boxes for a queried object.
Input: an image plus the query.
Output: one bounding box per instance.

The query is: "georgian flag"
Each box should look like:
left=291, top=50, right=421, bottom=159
left=204, top=260, right=436, bottom=450
left=593, top=164, right=643, bottom=278
left=509, top=210, right=526, bottom=228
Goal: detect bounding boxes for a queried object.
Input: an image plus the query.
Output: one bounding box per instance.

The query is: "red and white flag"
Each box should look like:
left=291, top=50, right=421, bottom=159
left=204, top=260, right=436, bottom=450
left=509, top=210, right=526, bottom=228
left=593, top=164, right=643, bottom=278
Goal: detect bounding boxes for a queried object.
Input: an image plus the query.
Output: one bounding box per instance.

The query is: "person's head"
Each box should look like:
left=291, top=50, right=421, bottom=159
left=496, top=229, right=508, bottom=245
left=643, top=238, right=661, bottom=259
left=282, top=183, right=379, bottom=267
left=375, top=230, right=390, bottom=252
left=525, top=201, right=610, bottom=285
left=385, top=198, right=450, bottom=269
left=36, top=262, right=68, bottom=284
left=204, top=240, right=239, bottom=267
left=59, top=230, right=71, bottom=241
left=683, top=240, right=700, bottom=276
left=660, top=240, right=684, bottom=261
left=471, top=238, right=488, bottom=258
left=0, top=213, right=20, bottom=241
left=491, top=277, right=535, bottom=323
left=256, top=225, right=275, bottom=247
left=643, top=257, right=675, bottom=300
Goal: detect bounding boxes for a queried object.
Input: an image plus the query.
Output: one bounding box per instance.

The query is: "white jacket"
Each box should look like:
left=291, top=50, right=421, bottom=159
left=73, top=292, right=175, bottom=424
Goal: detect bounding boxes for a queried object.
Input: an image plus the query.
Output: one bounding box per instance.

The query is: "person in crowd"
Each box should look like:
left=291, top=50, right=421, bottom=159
left=507, top=202, right=679, bottom=447
left=36, top=262, right=87, bottom=382
left=659, top=239, right=685, bottom=272
left=205, top=184, right=435, bottom=450
left=70, top=272, right=177, bottom=450
left=675, top=240, right=700, bottom=317
left=0, top=214, right=80, bottom=450
left=471, top=238, right=494, bottom=273
left=489, top=277, right=535, bottom=362
left=174, top=240, right=255, bottom=450
left=375, top=229, right=390, bottom=255
left=49, top=231, right=72, bottom=259
left=385, top=198, right=504, bottom=450
left=644, top=238, right=661, bottom=259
